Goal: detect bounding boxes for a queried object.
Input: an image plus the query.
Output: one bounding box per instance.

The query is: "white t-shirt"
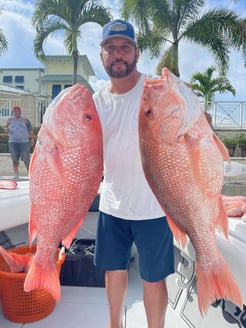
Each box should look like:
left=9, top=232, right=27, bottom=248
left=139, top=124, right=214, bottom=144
left=93, top=74, right=164, bottom=220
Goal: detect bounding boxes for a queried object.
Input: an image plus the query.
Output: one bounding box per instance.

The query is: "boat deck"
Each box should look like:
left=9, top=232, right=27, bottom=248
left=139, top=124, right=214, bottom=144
left=1, top=179, right=246, bottom=327
left=0, top=214, right=172, bottom=328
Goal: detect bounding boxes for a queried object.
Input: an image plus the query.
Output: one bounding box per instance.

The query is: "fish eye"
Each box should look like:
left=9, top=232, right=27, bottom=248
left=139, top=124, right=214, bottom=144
left=144, top=107, right=152, bottom=117
left=85, top=113, right=92, bottom=120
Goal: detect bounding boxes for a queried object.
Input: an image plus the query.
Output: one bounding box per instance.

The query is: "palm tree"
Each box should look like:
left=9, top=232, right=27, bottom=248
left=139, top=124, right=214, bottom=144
left=120, top=0, right=245, bottom=77
left=0, top=12, right=8, bottom=55
left=32, top=0, right=112, bottom=84
left=228, top=1, right=246, bottom=65
left=190, top=66, right=236, bottom=111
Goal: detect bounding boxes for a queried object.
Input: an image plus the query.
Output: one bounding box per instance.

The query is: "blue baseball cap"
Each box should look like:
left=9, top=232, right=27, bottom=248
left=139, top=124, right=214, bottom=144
left=100, top=19, right=137, bottom=47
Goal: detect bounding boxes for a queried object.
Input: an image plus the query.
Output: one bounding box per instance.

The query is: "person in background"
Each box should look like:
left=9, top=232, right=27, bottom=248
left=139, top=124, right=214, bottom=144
left=5, top=106, right=35, bottom=178
left=93, top=19, right=174, bottom=328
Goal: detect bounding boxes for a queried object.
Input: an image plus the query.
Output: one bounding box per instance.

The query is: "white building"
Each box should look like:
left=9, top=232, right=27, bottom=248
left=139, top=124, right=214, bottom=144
left=0, top=68, right=44, bottom=96
left=0, top=55, right=95, bottom=126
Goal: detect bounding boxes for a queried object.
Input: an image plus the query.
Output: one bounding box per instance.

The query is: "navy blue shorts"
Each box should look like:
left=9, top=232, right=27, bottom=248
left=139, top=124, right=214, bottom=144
left=94, top=212, right=175, bottom=282
left=9, top=142, right=30, bottom=165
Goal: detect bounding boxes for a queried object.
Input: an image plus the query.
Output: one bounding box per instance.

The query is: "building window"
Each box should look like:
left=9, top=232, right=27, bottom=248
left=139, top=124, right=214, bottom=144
left=52, top=84, right=62, bottom=99
left=15, top=76, right=24, bottom=83
left=0, top=108, right=12, bottom=117
left=3, top=76, right=13, bottom=83
left=15, top=85, right=24, bottom=90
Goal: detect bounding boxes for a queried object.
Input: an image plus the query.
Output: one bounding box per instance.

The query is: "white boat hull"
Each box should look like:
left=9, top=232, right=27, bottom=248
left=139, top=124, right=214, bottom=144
left=0, top=180, right=30, bottom=231
left=1, top=181, right=246, bottom=327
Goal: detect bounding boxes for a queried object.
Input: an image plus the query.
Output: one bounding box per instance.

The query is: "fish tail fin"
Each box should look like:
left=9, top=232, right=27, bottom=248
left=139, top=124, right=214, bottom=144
left=196, top=253, right=243, bottom=316
left=24, top=258, right=60, bottom=301
left=0, top=246, right=32, bottom=273
left=165, top=215, right=188, bottom=248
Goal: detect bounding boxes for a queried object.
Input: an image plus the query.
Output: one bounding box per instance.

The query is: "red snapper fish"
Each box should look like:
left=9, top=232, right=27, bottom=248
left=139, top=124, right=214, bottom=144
left=21, top=84, right=103, bottom=300
left=138, top=67, right=243, bottom=315
left=222, top=194, right=246, bottom=217
left=0, top=180, right=17, bottom=190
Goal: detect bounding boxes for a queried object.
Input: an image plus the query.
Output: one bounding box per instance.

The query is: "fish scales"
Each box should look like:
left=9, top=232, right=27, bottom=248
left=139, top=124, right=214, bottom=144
left=138, top=67, right=242, bottom=316
left=21, top=84, right=103, bottom=301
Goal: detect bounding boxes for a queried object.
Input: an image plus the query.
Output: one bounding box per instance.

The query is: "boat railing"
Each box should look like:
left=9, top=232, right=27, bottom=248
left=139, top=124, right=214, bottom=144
left=202, top=101, right=246, bottom=130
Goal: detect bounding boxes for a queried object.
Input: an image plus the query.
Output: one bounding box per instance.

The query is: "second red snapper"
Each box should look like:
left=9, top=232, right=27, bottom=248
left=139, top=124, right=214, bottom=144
left=23, top=84, right=103, bottom=300
left=138, top=68, right=242, bottom=315
left=0, top=180, right=17, bottom=190
left=0, top=245, right=32, bottom=272
left=222, top=194, right=246, bottom=217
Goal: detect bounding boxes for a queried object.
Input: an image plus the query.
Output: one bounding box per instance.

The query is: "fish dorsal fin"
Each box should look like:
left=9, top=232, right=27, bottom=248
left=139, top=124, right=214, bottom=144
left=29, top=147, right=37, bottom=175
left=28, top=205, right=38, bottom=245
left=213, top=134, right=231, bottom=163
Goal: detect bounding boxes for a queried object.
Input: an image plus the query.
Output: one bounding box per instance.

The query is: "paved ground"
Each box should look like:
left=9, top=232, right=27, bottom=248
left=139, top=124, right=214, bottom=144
left=1, top=152, right=246, bottom=178
left=0, top=153, right=29, bottom=178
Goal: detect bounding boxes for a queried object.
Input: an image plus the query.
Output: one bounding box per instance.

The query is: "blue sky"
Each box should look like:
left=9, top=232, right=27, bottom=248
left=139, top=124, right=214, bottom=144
left=0, top=0, right=245, bottom=100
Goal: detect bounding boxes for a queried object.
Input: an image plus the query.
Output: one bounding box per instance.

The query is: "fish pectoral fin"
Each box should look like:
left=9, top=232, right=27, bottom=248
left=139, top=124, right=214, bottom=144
left=196, top=253, right=243, bottom=316
left=24, top=259, right=61, bottom=301
left=46, top=145, right=67, bottom=188
left=165, top=214, right=188, bottom=248
left=180, top=134, right=203, bottom=182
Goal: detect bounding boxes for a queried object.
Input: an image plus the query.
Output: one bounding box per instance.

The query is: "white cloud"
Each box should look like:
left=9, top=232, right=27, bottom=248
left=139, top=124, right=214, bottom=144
left=1, top=0, right=33, bottom=16
left=0, top=0, right=245, bottom=100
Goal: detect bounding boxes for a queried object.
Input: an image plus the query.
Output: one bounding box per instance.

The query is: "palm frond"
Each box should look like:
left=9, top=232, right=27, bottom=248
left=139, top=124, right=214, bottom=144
left=120, top=0, right=245, bottom=77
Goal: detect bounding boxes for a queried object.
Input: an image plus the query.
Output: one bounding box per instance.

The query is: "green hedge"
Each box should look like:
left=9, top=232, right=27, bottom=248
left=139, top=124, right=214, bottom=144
left=0, top=126, right=40, bottom=153
left=0, top=133, right=9, bottom=153
left=222, top=134, right=246, bottom=157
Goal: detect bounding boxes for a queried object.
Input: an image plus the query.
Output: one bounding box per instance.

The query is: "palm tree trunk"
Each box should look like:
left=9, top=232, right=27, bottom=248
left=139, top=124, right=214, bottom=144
left=72, top=50, right=78, bottom=85
left=157, top=43, right=179, bottom=77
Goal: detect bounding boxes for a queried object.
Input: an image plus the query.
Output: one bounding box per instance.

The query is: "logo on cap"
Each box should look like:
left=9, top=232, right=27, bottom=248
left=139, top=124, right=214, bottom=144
left=109, top=22, right=127, bottom=32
